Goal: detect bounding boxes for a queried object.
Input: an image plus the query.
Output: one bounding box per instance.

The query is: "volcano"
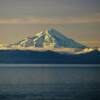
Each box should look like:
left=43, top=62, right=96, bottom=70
left=13, top=28, right=86, bottom=48
left=0, top=28, right=100, bottom=64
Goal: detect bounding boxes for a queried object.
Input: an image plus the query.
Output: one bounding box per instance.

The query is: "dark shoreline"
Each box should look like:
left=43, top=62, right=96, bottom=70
left=0, top=50, right=99, bottom=64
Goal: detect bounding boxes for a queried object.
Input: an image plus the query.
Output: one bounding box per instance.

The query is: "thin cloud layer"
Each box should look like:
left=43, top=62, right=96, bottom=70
left=0, top=16, right=100, bottom=25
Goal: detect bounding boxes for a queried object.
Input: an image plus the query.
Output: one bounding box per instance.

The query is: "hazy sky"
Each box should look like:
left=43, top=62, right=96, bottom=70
left=0, top=0, right=100, bottom=47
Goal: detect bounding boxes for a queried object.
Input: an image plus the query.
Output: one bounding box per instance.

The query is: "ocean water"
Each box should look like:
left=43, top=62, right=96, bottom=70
left=0, top=64, right=100, bottom=100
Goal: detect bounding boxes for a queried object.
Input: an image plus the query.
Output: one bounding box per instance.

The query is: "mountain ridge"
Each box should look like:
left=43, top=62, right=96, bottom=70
left=0, top=49, right=99, bottom=64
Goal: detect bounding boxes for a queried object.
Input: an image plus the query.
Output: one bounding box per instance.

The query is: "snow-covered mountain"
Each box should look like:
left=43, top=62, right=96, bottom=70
left=12, top=28, right=86, bottom=48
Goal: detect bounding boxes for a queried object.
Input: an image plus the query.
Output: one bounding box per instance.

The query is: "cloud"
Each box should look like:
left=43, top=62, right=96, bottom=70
left=81, top=41, right=100, bottom=43
left=0, top=16, right=100, bottom=25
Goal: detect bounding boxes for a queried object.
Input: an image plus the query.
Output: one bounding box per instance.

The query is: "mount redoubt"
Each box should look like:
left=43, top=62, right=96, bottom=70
left=0, top=28, right=100, bottom=64
left=11, top=28, right=86, bottom=48
left=0, top=28, right=99, bottom=54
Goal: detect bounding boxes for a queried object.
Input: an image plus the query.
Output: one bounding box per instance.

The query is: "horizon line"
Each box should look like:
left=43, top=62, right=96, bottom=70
left=0, top=64, right=99, bottom=67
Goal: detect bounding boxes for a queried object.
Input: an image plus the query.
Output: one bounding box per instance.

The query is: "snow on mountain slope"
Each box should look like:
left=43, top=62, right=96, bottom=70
left=12, top=28, right=86, bottom=48
left=74, top=48, right=94, bottom=54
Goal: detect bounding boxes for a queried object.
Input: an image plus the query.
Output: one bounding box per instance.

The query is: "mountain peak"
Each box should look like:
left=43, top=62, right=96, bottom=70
left=47, top=28, right=57, bottom=32
left=12, top=28, right=86, bottom=48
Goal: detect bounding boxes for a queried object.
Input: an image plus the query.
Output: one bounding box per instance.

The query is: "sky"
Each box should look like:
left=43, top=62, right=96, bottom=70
left=0, top=0, right=100, bottom=47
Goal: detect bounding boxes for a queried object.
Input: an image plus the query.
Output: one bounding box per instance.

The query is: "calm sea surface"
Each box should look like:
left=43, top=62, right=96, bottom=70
left=0, top=64, right=100, bottom=100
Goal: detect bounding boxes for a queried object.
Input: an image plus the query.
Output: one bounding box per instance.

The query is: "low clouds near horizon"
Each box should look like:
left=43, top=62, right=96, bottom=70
left=0, top=15, right=100, bottom=25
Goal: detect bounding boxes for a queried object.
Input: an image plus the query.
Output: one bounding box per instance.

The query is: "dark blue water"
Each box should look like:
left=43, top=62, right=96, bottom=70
left=0, top=65, right=100, bottom=100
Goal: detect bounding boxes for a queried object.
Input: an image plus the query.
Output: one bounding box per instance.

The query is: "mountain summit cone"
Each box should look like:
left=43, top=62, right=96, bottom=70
left=14, top=28, right=86, bottom=48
